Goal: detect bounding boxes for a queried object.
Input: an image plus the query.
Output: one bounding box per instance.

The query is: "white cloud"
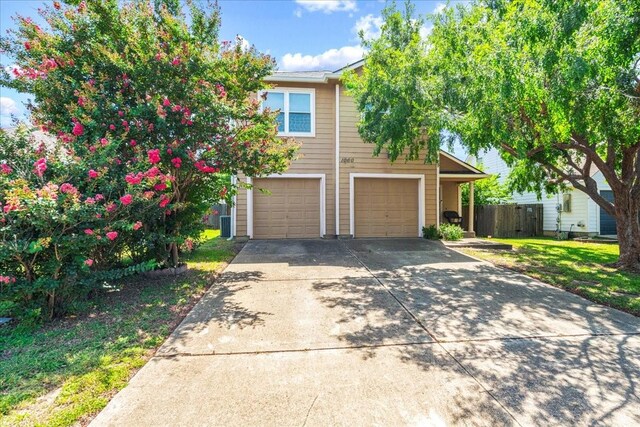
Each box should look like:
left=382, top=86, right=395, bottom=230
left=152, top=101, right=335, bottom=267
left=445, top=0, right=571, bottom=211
left=433, top=3, right=447, bottom=14
left=293, top=8, right=303, bottom=18
left=294, top=0, right=357, bottom=14
left=420, top=25, right=433, bottom=40
left=280, top=45, right=365, bottom=71
left=0, top=97, right=19, bottom=116
left=353, top=14, right=383, bottom=41
left=236, top=35, right=251, bottom=51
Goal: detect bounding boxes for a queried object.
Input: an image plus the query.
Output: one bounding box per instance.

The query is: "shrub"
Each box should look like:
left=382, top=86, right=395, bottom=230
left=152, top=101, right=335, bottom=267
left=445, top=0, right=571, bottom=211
left=0, top=0, right=298, bottom=321
left=439, top=223, right=464, bottom=241
left=422, top=225, right=440, bottom=240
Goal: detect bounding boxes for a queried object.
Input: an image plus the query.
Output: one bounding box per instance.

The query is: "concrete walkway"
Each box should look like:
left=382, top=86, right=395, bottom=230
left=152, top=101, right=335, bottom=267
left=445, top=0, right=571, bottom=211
left=91, top=239, right=640, bottom=426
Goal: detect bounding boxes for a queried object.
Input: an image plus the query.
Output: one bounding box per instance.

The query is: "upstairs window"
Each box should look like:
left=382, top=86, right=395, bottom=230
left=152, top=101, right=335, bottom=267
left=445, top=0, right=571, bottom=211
left=262, top=89, right=315, bottom=136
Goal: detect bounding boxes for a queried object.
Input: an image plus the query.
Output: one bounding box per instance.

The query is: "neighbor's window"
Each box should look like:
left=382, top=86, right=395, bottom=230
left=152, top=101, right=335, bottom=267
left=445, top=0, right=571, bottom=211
left=262, top=89, right=314, bottom=136
left=563, top=193, right=572, bottom=213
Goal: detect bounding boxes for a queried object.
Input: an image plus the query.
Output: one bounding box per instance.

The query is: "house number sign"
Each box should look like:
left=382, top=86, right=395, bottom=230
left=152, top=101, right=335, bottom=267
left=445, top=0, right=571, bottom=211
left=340, top=157, right=355, bottom=164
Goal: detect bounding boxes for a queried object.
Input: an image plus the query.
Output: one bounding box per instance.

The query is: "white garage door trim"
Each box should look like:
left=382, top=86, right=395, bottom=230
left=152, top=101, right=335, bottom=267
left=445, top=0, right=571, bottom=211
left=247, top=174, right=326, bottom=239
left=349, top=173, right=425, bottom=238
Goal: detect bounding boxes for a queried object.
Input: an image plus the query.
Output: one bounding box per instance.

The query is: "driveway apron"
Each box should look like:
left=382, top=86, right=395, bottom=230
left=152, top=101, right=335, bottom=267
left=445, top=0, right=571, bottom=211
left=91, top=239, right=640, bottom=426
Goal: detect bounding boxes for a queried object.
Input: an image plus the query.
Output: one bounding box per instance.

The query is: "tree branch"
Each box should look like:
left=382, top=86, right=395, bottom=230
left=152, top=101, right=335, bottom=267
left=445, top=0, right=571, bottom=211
left=543, top=162, right=615, bottom=216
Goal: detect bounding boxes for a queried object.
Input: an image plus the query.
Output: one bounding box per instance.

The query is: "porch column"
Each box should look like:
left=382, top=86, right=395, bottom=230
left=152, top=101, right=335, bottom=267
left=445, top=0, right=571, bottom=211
left=468, top=181, right=475, bottom=233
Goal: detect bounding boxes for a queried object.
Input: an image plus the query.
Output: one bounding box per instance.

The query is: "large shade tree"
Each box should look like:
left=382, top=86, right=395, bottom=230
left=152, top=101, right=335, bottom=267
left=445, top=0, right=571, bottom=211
left=344, top=0, right=640, bottom=271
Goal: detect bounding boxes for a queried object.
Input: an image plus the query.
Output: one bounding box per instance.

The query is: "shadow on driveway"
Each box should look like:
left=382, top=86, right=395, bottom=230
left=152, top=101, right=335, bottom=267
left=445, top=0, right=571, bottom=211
left=92, top=239, right=640, bottom=426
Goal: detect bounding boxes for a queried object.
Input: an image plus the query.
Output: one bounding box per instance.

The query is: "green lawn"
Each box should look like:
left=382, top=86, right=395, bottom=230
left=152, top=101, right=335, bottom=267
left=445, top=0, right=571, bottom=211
left=0, top=230, right=238, bottom=427
left=459, top=237, right=640, bottom=316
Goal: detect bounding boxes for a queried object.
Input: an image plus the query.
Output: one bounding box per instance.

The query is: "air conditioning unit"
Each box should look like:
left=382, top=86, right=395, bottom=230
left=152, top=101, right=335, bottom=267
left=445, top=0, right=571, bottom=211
left=220, top=215, right=232, bottom=238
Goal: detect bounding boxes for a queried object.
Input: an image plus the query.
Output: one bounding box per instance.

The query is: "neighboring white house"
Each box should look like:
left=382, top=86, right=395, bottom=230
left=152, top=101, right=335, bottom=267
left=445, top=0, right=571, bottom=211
left=473, top=148, right=616, bottom=237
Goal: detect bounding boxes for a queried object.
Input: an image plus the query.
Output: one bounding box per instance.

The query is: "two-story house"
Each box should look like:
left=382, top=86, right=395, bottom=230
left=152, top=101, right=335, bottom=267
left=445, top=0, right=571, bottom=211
left=231, top=60, right=487, bottom=239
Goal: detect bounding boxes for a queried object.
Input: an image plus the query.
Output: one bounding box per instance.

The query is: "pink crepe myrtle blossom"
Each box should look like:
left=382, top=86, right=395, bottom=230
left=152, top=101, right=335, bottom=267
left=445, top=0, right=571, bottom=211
left=130, top=139, right=137, bottom=147
left=143, top=191, right=155, bottom=200
left=133, top=221, right=143, bottom=231
left=106, top=202, right=117, bottom=212
left=147, top=149, right=161, bottom=164
left=33, top=158, right=47, bottom=176
left=1, top=164, right=12, bottom=174
left=171, top=157, right=182, bottom=168
left=72, top=121, right=84, bottom=136
left=0, top=275, right=16, bottom=284
left=125, top=172, right=143, bottom=185
left=84, top=259, right=94, bottom=267
left=24, top=41, right=31, bottom=50
left=171, top=57, right=181, bottom=66
left=154, top=182, right=167, bottom=191
left=106, top=231, right=118, bottom=241
left=78, top=96, right=86, bottom=107
left=159, top=194, right=170, bottom=208
left=120, top=194, right=133, bottom=205
left=145, top=166, right=160, bottom=178
left=163, top=98, right=171, bottom=107
left=109, top=124, right=116, bottom=131
left=60, top=183, right=77, bottom=194
left=194, top=160, right=219, bottom=173
left=88, top=169, right=99, bottom=178
left=100, top=138, right=108, bottom=146
left=85, top=197, right=95, bottom=204
left=95, top=193, right=104, bottom=201
left=84, top=228, right=94, bottom=235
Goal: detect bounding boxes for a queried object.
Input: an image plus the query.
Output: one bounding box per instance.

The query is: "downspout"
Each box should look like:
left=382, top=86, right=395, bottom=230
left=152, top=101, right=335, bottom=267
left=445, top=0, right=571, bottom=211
left=229, top=175, right=237, bottom=241
left=335, top=83, right=340, bottom=237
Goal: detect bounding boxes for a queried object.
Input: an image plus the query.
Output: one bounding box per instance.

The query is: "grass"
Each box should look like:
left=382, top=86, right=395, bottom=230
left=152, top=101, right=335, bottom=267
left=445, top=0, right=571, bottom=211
left=459, top=237, right=640, bottom=316
left=0, top=229, right=238, bottom=427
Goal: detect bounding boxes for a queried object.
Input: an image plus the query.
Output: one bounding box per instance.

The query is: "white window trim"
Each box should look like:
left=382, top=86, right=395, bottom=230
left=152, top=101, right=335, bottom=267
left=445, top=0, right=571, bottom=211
left=349, top=173, right=425, bottom=238
left=247, top=173, right=326, bottom=239
left=231, top=175, right=237, bottom=237
left=259, top=88, right=316, bottom=137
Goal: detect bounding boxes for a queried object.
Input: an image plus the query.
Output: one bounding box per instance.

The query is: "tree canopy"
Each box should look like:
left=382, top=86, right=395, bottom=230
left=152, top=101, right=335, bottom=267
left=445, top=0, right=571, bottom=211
left=343, top=0, right=640, bottom=270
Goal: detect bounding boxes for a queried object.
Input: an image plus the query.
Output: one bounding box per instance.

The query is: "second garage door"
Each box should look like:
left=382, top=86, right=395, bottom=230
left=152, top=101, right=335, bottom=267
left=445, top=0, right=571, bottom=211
left=355, top=178, right=419, bottom=237
left=253, top=178, right=321, bottom=239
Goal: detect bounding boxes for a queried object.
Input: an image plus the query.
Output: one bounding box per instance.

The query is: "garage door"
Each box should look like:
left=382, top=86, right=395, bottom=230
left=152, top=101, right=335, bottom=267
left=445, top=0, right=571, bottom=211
left=355, top=178, right=419, bottom=237
left=253, top=178, right=321, bottom=239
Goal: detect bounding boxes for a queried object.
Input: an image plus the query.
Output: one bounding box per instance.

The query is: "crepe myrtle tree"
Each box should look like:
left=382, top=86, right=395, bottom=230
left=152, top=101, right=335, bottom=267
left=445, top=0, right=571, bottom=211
left=1, top=0, right=298, bottom=267
left=344, top=0, right=640, bottom=271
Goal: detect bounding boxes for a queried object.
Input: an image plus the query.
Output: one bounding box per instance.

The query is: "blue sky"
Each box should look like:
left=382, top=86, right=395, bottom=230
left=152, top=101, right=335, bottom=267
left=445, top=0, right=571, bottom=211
left=0, top=0, right=454, bottom=129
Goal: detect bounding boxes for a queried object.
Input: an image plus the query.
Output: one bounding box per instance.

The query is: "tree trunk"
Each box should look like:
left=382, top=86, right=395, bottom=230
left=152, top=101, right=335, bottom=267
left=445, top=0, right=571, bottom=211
left=614, top=195, right=640, bottom=272
left=170, top=242, right=179, bottom=267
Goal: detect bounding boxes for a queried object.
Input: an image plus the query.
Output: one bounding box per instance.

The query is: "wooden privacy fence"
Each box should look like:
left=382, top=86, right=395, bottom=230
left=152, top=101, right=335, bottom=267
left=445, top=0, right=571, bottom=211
left=203, top=203, right=229, bottom=229
left=463, top=204, right=544, bottom=238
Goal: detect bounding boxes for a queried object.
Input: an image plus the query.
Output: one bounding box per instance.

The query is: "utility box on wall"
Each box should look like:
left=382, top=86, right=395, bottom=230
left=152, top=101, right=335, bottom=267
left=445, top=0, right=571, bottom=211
left=220, top=215, right=232, bottom=238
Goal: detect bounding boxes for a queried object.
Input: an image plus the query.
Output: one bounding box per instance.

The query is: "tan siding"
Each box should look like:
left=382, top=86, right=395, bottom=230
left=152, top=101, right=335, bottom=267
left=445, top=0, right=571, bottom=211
left=338, top=87, right=438, bottom=235
left=235, top=83, right=335, bottom=238
left=441, top=181, right=460, bottom=223
left=440, top=156, right=472, bottom=173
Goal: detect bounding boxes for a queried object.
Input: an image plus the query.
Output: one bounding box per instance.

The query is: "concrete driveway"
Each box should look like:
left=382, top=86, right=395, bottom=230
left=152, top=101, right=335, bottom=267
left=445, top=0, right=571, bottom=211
left=92, top=239, right=640, bottom=426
